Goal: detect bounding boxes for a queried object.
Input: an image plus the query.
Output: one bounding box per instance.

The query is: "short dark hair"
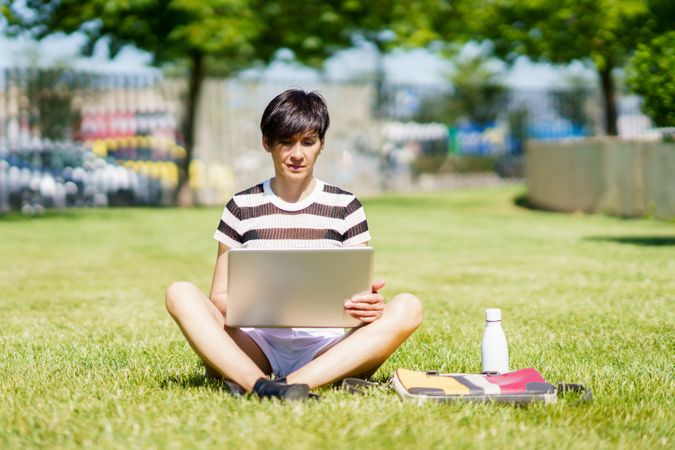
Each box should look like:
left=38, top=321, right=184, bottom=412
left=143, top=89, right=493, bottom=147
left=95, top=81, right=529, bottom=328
left=260, top=89, right=330, bottom=146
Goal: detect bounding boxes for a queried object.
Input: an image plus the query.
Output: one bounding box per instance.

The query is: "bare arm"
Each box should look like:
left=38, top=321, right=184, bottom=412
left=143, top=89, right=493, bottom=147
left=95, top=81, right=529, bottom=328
left=209, top=242, right=230, bottom=316
left=345, top=241, right=386, bottom=323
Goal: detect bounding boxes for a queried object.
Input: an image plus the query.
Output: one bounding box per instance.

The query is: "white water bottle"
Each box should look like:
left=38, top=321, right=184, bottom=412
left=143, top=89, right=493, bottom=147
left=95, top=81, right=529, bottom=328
left=481, top=308, right=509, bottom=374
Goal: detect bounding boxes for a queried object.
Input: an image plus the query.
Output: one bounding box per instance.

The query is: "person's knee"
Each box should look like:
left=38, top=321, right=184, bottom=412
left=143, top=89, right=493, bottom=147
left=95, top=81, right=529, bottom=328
left=165, top=281, right=197, bottom=316
left=389, top=293, right=423, bottom=332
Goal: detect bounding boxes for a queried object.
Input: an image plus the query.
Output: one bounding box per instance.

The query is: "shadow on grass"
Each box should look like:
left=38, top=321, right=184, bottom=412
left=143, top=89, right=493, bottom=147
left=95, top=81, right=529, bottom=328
left=0, top=206, right=185, bottom=223
left=0, top=208, right=140, bottom=222
left=513, top=194, right=675, bottom=226
left=513, top=193, right=534, bottom=210
left=512, top=193, right=562, bottom=214
left=584, top=236, right=675, bottom=247
left=0, top=210, right=89, bottom=222
left=0, top=205, right=216, bottom=223
left=160, top=373, right=221, bottom=390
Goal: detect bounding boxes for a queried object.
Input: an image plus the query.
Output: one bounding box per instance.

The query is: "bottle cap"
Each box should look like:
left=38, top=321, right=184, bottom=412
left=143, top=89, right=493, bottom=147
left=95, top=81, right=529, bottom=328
left=485, top=308, right=502, bottom=322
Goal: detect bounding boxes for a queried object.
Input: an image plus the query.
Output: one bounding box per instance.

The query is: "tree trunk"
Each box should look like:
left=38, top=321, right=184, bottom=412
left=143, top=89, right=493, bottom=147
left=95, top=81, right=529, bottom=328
left=599, top=64, right=618, bottom=136
left=373, top=40, right=386, bottom=119
left=176, top=51, right=204, bottom=207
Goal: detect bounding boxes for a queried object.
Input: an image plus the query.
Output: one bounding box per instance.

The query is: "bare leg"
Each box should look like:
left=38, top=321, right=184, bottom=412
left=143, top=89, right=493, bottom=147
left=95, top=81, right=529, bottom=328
left=165, top=281, right=271, bottom=392
left=204, top=326, right=272, bottom=380
left=286, top=293, right=423, bottom=388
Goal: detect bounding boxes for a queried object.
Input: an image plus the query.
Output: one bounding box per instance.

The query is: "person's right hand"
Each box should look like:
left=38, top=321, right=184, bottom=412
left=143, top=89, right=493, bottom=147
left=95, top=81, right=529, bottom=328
left=344, top=279, right=386, bottom=323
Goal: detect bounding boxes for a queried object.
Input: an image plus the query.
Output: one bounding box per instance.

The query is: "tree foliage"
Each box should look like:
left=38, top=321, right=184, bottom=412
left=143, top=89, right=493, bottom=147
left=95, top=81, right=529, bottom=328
left=626, top=31, right=675, bottom=128
left=2, top=1, right=261, bottom=64
left=466, top=0, right=675, bottom=135
left=472, top=0, right=660, bottom=70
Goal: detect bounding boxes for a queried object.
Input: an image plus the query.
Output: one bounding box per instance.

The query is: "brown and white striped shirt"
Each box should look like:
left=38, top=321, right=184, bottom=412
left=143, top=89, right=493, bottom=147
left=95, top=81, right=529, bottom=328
left=214, top=178, right=371, bottom=249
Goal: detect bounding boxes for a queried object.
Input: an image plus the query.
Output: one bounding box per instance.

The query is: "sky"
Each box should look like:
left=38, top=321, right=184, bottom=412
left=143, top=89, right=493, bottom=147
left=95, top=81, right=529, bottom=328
left=0, top=32, right=598, bottom=89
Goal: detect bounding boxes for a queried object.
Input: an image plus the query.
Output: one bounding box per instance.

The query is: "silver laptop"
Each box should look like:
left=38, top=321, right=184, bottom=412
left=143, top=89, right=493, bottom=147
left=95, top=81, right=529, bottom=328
left=226, top=247, right=374, bottom=328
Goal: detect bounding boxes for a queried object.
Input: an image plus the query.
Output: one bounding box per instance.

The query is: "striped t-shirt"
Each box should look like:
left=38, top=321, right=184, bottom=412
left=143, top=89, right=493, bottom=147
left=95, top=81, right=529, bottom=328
left=213, top=178, right=371, bottom=249
left=213, top=178, right=371, bottom=341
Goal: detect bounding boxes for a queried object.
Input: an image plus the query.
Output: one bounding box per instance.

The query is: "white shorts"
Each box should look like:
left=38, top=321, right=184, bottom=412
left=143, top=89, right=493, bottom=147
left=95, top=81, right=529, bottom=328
left=243, top=327, right=344, bottom=378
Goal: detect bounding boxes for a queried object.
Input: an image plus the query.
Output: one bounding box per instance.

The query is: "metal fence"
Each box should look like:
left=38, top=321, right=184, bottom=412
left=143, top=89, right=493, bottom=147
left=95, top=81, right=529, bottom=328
left=0, top=68, right=183, bottom=213
left=376, top=81, right=652, bottom=155
left=0, top=67, right=656, bottom=211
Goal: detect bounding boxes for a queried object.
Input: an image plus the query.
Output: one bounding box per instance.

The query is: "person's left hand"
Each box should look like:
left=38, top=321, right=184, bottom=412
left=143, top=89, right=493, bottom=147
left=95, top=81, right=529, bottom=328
left=344, top=279, right=385, bottom=323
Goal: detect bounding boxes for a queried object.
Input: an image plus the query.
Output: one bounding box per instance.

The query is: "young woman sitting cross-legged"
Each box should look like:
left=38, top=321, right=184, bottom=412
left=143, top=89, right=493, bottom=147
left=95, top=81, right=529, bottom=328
left=165, top=89, right=423, bottom=400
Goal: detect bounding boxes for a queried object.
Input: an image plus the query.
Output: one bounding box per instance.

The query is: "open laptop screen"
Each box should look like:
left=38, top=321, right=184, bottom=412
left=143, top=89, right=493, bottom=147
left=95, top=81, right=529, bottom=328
left=226, top=247, right=374, bottom=328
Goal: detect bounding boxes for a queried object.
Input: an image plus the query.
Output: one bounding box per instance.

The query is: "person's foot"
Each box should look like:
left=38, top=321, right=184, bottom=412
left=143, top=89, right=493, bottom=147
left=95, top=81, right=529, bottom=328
left=253, top=377, right=310, bottom=401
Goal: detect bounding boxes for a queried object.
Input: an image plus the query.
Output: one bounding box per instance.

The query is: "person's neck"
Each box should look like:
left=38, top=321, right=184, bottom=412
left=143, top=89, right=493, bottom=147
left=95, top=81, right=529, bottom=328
left=270, top=176, right=316, bottom=203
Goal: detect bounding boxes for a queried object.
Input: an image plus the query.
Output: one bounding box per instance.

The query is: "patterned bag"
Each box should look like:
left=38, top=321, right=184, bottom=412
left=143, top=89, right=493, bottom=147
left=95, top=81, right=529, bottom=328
left=389, top=368, right=588, bottom=404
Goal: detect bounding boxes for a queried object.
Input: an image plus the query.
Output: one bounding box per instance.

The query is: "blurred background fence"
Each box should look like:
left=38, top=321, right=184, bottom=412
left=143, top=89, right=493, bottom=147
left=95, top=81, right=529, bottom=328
left=0, top=67, right=656, bottom=212
left=0, top=68, right=182, bottom=213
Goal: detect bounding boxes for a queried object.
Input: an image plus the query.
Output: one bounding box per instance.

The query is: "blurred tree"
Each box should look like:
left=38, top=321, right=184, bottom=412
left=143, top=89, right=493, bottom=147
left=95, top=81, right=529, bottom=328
left=626, top=31, right=675, bottom=128
left=447, top=54, right=507, bottom=126
left=26, top=68, right=82, bottom=141
left=468, top=0, right=675, bottom=136
left=1, top=0, right=420, bottom=205
left=416, top=53, right=507, bottom=126
left=551, top=73, right=594, bottom=132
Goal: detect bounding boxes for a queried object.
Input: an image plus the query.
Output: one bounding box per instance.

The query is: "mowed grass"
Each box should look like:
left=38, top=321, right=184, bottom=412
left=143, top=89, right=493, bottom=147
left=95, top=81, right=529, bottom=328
left=1, top=185, right=673, bottom=449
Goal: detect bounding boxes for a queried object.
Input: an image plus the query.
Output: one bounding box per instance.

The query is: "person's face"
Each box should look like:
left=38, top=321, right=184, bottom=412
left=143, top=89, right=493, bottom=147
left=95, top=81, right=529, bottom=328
left=264, top=131, right=323, bottom=180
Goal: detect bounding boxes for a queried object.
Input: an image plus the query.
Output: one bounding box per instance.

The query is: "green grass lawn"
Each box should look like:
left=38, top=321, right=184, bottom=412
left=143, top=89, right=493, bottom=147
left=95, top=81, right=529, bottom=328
left=1, top=185, right=673, bottom=449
